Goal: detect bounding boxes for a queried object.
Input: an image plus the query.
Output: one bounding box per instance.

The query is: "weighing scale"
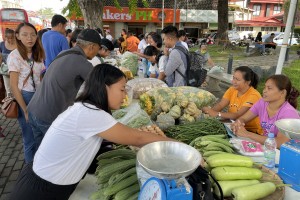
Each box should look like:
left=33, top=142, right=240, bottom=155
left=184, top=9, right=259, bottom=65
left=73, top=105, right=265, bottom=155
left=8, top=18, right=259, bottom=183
left=139, top=177, right=192, bottom=200
left=137, top=141, right=201, bottom=200
left=275, top=119, right=300, bottom=192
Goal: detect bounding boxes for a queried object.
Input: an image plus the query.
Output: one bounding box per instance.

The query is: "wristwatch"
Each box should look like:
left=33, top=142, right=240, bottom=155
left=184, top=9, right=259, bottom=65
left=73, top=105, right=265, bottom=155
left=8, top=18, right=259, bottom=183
left=217, top=112, right=222, bottom=119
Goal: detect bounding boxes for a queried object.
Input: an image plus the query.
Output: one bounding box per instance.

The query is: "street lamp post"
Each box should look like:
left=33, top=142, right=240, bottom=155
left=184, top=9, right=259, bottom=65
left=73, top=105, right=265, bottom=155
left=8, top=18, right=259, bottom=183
left=173, top=0, right=177, bottom=26
left=162, top=0, right=164, bottom=30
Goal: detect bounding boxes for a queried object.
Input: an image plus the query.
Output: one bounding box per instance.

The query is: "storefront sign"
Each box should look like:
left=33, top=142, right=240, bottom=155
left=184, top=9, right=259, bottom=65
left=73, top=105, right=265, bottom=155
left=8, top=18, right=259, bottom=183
left=71, top=6, right=180, bottom=23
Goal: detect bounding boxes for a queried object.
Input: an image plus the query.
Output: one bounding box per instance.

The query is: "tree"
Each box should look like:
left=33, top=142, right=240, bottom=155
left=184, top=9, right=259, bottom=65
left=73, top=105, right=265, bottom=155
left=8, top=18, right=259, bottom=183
left=216, top=0, right=229, bottom=45
left=36, top=8, right=55, bottom=19
left=62, top=0, right=149, bottom=29
left=283, top=0, right=300, bottom=24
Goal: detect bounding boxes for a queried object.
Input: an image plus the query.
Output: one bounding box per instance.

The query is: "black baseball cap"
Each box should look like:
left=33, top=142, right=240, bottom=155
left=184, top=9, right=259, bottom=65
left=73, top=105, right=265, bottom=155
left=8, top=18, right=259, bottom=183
left=77, top=29, right=101, bottom=46
left=100, top=38, right=114, bottom=51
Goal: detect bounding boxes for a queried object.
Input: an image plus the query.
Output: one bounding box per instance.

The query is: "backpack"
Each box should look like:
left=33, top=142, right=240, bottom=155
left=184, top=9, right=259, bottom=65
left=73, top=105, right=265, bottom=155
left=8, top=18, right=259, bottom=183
left=174, top=46, right=207, bottom=87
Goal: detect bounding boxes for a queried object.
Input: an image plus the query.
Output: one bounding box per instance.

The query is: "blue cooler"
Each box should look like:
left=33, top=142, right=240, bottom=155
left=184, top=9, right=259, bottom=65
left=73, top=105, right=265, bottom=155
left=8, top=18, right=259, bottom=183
left=278, top=140, right=300, bottom=191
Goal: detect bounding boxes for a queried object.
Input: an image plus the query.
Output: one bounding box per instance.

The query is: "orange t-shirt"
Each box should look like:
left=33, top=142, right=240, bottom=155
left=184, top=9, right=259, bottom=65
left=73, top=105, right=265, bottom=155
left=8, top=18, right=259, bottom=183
left=223, top=86, right=263, bottom=134
left=126, top=36, right=140, bottom=52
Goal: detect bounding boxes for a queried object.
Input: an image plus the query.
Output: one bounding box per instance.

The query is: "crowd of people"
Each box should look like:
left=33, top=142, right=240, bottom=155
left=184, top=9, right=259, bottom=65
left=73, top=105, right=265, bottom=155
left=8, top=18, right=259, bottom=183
left=0, top=13, right=299, bottom=199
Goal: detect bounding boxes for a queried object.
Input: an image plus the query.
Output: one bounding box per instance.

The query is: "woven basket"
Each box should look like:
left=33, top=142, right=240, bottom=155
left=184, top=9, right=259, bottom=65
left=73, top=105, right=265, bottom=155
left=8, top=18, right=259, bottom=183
left=258, top=165, right=285, bottom=200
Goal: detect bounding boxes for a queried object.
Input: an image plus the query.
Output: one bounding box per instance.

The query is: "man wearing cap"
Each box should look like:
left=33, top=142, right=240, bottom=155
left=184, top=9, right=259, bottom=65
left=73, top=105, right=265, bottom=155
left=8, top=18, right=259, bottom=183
left=27, top=29, right=102, bottom=149
left=42, top=14, right=70, bottom=69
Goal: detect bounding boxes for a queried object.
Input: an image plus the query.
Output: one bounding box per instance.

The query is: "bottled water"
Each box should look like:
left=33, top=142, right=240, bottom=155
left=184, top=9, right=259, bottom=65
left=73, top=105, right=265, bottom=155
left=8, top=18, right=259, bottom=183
left=263, top=133, right=277, bottom=168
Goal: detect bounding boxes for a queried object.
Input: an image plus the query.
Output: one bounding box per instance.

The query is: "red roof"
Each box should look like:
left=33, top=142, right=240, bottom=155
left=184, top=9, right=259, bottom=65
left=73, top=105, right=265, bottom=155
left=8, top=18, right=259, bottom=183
left=235, top=16, right=284, bottom=26
left=250, top=0, right=284, bottom=3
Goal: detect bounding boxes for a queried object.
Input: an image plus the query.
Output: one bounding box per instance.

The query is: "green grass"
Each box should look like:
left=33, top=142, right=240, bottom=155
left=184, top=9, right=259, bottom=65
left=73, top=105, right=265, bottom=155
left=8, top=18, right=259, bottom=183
left=190, top=45, right=246, bottom=62
left=257, top=59, right=300, bottom=110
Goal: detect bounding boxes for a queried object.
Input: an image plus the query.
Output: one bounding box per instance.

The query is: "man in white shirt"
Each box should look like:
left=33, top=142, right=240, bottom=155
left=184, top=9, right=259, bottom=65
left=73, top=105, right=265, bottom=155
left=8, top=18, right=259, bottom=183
left=105, top=30, right=113, bottom=41
left=178, top=30, right=189, bottom=50
left=137, top=33, right=149, bottom=54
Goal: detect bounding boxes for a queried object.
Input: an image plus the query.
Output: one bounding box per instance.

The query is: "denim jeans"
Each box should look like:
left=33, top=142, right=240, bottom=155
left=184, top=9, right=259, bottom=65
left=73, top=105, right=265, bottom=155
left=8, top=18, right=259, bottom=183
left=18, top=90, right=36, bottom=163
left=255, top=43, right=265, bottom=53
left=29, top=112, right=51, bottom=149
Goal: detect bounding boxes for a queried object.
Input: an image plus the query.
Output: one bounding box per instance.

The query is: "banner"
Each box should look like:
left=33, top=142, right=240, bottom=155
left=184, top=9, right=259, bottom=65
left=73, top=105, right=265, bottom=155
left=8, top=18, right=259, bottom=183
left=71, top=6, right=180, bottom=23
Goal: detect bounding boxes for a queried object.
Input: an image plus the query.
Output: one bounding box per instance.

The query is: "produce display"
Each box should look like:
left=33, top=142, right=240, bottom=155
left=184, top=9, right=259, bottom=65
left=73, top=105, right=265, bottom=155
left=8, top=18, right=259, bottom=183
left=126, top=78, right=168, bottom=99
left=164, top=118, right=227, bottom=144
left=119, top=67, right=134, bottom=80
left=139, top=86, right=216, bottom=124
left=205, top=153, right=283, bottom=199
left=190, top=135, right=235, bottom=159
left=120, top=52, right=139, bottom=76
left=92, top=84, right=285, bottom=200
left=91, top=149, right=139, bottom=200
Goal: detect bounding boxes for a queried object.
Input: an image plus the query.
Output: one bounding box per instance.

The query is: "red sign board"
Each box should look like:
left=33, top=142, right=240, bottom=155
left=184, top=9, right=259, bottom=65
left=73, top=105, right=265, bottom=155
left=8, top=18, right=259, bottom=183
left=71, top=6, right=180, bottom=23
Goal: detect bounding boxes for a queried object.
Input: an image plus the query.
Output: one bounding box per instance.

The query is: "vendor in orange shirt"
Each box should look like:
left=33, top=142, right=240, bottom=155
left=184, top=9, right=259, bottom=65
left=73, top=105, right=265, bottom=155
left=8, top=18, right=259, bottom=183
left=202, top=66, right=263, bottom=134
left=126, top=31, right=140, bottom=52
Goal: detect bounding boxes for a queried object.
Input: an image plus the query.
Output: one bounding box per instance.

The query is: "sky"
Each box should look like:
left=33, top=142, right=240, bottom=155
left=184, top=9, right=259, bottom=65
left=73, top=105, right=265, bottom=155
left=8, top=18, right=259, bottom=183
left=22, top=0, right=69, bottom=14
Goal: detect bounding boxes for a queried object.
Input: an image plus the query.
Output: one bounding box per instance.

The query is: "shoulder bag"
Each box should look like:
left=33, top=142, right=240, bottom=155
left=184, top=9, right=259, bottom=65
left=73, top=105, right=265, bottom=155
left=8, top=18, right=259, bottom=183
left=1, top=60, right=35, bottom=118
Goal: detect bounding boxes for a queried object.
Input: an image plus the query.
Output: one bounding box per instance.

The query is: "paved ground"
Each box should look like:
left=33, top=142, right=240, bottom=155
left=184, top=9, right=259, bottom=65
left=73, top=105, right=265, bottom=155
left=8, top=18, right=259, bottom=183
left=0, top=115, right=24, bottom=200
left=0, top=52, right=299, bottom=200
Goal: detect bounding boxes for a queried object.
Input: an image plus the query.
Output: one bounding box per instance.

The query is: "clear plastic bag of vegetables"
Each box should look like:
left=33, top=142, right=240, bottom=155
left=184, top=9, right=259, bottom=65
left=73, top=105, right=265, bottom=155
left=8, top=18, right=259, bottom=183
left=113, top=102, right=152, bottom=128
left=120, top=51, right=139, bottom=76
left=127, top=78, right=168, bottom=99
left=139, top=87, right=176, bottom=116
left=170, top=86, right=217, bottom=109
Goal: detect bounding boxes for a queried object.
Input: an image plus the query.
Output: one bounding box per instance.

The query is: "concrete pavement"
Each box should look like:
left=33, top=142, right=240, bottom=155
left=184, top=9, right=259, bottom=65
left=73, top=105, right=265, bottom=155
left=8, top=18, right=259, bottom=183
left=0, top=115, right=24, bottom=200
left=0, top=52, right=299, bottom=200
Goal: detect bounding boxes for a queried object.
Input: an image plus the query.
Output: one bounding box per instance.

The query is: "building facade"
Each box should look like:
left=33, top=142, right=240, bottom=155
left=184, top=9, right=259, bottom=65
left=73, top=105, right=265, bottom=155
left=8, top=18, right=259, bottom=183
left=234, top=0, right=285, bottom=37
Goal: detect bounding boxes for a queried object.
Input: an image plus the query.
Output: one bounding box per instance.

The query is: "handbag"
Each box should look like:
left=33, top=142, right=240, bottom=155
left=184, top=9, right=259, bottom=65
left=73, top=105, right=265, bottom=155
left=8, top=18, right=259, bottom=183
left=187, top=166, right=223, bottom=200
left=1, top=96, right=18, bottom=118
left=0, top=59, right=35, bottom=118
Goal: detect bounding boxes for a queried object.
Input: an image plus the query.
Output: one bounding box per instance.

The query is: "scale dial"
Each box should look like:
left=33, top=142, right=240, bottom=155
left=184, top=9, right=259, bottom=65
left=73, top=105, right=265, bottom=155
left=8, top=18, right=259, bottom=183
left=139, top=177, right=167, bottom=200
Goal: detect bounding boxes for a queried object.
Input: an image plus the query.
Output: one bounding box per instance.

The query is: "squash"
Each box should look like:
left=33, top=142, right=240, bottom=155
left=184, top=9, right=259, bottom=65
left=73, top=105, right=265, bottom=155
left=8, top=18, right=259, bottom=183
left=161, top=101, right=171, bottom=112
left=184, top=102, right=198, bottom=115
left=169, top=105, right=181, bottom=119
left=156, top=113, right=175, bottom=130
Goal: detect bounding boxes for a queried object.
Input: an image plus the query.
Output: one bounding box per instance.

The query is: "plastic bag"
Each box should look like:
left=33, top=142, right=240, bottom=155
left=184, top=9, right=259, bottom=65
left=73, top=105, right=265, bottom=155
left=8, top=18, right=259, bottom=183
left=120, top=52, right=139, bottom=76
left=127, top=78, right=168, bottom=99
left=207, top=65, right=225, bottom=75
left=113, top=102, right=152, bottom=128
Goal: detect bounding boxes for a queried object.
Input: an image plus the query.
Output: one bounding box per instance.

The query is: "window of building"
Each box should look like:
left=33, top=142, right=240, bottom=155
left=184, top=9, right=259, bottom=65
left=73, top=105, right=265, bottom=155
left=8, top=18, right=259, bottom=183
left=261, top=27, right=277, bottom=31
left=253, top=4, right=261, bottom=16
left=266, top=4, right=271, bottom=17
left=236, top=27, right=253, bottom=31
left=274, top=5, right=282, bottom=15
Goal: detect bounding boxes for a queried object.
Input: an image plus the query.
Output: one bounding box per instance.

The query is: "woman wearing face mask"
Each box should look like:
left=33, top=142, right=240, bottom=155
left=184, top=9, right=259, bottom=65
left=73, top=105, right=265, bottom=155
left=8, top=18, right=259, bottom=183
left=7, top=22, right=45, bottom=163
left=196, top=43, right=215, bottom=69
left=231, top=75, right=300, bottom=148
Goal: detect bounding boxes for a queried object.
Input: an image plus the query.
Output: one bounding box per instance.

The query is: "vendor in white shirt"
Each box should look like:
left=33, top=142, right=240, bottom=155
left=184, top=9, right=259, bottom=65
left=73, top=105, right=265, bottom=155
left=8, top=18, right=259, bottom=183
left=10, top=64, right=174, bottom=200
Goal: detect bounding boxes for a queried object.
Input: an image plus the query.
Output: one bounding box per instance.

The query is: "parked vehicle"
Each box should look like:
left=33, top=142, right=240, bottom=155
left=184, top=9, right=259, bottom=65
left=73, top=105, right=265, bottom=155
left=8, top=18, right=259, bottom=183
left=262, top=32, right=299, bottom=46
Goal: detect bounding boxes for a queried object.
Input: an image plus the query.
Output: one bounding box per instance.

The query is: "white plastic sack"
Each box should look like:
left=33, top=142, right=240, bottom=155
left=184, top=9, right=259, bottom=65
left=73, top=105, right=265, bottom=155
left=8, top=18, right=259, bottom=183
left=127, top=78, right=168, bottom=99
left=207, top=65, right=225, bottom=75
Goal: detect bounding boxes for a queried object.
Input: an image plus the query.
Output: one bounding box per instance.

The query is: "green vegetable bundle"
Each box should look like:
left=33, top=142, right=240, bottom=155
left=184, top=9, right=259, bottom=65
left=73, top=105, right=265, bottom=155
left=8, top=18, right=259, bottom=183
left=164, top=118, right=226, bottom=144
left=120, top=52, right=139, bottom=75
left=91, top=149, right=140, bottom=200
